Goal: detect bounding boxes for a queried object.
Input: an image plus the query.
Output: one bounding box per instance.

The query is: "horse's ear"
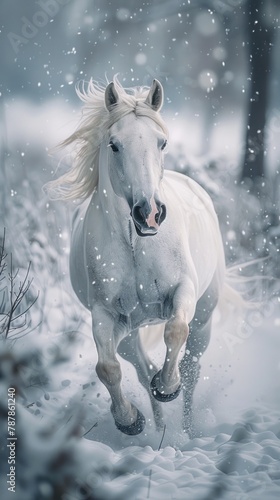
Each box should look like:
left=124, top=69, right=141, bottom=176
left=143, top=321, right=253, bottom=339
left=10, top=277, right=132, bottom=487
left=145, top=79, right=163, bottom=112
left=105, top=82, right=119, bottom=111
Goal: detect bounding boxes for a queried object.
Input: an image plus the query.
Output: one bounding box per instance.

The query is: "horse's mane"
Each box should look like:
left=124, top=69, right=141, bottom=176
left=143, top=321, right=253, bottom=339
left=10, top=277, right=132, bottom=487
left=45, top=76, right=168, bottom=201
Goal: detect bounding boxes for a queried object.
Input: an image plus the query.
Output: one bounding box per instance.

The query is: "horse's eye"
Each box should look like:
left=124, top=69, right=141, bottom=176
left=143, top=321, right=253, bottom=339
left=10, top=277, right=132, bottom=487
left=109, top=141, right=119, bottom=153
left=161, top=140, right=167, bottom=151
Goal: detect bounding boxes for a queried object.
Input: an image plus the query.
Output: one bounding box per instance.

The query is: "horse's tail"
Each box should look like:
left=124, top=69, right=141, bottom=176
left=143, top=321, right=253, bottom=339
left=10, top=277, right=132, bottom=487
left=216, top=260, right=267, bottom=324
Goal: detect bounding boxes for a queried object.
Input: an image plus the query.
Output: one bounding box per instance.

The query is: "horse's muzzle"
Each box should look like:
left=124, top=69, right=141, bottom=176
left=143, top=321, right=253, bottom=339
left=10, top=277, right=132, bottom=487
left=132, top=197, right=166, bottom=236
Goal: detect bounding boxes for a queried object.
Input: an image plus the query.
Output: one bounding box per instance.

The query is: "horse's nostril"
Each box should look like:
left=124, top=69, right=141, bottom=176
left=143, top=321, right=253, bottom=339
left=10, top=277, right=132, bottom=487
left=133, top=205, right=146, bottom=224
left=158, top=203, right=166, bottom=225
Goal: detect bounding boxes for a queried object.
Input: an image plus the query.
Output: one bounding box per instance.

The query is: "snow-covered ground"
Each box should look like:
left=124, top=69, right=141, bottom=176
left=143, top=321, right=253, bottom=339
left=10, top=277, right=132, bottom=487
left=2, top=299, right=278, bottom=500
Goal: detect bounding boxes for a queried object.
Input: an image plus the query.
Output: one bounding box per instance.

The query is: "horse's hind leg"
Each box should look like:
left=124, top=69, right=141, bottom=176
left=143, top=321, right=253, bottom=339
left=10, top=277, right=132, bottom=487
left=118, top=330, right=164, bottom=430
left=180, top=279, right=218, bottom=437
left=180, top=317, right=212, bottom=438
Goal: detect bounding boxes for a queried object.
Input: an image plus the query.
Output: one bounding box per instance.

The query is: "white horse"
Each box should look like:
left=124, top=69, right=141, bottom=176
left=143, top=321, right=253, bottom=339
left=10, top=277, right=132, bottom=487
left=47, top=77, right=233, bottom=437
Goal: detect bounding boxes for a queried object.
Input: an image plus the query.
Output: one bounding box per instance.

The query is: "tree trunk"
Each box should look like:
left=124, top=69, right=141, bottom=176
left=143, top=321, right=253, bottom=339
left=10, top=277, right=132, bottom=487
left=241, top=0, right=274, bottom=182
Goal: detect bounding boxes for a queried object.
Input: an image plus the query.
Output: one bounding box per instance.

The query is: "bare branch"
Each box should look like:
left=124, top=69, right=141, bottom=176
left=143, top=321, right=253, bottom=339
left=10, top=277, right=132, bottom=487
left=4, top=260, right=37, bottom=338
left=0, top=232, right=39, bottom=340
left=10, top=292, right=39, bottom=323
left=0, top=228, right=7, bottom=283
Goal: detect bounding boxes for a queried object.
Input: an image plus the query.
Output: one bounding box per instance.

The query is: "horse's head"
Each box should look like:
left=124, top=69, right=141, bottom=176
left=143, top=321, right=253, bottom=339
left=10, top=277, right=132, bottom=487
left=104, top=79, right=167, bottom=237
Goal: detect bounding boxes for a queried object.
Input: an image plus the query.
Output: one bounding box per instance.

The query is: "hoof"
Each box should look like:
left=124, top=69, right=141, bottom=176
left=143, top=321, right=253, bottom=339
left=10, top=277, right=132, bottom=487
left=151, top=372, right=181, bottom=402
left=114, top=408, right=146, bottom=435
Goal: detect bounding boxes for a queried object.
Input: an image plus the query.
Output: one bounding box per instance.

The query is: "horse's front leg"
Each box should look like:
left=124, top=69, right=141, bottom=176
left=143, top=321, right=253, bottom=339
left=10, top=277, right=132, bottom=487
left=92, top=307, right=145, bottom=435
left=151, top=309, right=189, bottom=402
left=150, top=283, right=196, bottom=402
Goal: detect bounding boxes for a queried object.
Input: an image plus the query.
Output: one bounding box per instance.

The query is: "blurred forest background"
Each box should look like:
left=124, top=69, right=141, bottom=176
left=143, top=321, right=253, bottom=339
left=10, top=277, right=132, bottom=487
left=0, top=1, right=280, bottom=498
left=1, top=0, right=280, bottom=260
